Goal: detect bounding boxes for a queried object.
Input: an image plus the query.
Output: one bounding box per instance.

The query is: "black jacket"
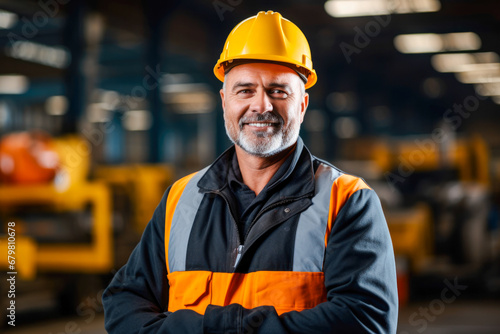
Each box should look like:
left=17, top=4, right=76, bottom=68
left=103, top=138, right=398, bottom=333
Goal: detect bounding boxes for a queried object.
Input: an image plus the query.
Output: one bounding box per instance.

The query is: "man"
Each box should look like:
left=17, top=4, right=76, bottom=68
left=103, top=11, right=398, bottom=333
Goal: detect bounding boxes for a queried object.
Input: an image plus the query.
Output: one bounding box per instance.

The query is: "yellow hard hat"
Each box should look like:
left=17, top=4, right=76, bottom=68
left=214, top=11, right=317, bottom=89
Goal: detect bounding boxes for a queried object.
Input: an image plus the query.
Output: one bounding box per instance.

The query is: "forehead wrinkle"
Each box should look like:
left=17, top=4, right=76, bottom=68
left=231, top=81, right=256, bottom=92
left=227, top=78, right=256, bottom=93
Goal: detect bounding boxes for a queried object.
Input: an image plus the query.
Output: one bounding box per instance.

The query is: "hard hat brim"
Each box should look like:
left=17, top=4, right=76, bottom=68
left=214, top=56, right=317, bottom=89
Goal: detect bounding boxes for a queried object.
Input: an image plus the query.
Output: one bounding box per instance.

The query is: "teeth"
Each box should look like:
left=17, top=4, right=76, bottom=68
left=248, top=123, right=274, bottom=127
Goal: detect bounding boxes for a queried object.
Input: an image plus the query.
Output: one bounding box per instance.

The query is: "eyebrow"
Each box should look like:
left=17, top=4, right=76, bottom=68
left=230, top=81, right=292, bottom=92
left=231, top=82, right=256, bottom=92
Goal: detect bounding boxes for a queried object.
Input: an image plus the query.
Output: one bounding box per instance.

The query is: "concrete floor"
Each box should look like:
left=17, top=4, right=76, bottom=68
left=3, top=300, right=500, bottom=333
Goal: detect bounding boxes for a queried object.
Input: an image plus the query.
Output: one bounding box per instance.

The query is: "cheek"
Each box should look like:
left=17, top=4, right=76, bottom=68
left=223, top=109, right=240, bottom=130
left=224, top=101, right=245, bottom=118
left=284, top=108, right=303, bottom=126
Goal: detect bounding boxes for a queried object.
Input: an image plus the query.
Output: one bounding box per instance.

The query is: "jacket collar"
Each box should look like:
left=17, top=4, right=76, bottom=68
left=197, top=137, right=315, bottom=199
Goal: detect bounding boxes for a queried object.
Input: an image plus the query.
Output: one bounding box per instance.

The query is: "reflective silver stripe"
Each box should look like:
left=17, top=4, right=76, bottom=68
left=293, top=164, right=342, bottom=272
left=168, top=167, right=209, bottom=273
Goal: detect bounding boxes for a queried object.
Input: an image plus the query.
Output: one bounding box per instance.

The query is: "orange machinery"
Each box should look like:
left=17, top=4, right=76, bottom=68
left=0, top=134, right=112, bottom=280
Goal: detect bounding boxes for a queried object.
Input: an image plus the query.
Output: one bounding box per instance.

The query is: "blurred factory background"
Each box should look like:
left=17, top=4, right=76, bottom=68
left=0, top=0, right=499, bottom=332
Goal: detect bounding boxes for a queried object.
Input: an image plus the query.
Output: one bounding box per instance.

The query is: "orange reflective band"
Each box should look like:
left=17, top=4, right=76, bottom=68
left=324, top=174, right=371, bottom=248
left=164, top=172, right=198, bottom=274
left=167, top=270, right=326, bottom=315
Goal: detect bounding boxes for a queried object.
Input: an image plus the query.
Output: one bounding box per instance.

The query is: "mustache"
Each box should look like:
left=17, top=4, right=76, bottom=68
left=239, top=112, right=283, bottom=127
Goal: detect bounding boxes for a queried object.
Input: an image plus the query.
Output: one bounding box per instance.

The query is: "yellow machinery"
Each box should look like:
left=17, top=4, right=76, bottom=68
left=385, top=203, right=434, bottom=273
left=0, top=135, right=174, bottom=280
left=373, top=134, right=490, bottom=189
left=0, top=236, right=37, bottom=280
left=0, top=136, right=112, bottom=279
left=0, top=132, right=175, bottom=324
left=94, top=164, right=174, bottom=234
left=358, top=134, right=493, bottom=305
left=372, top=134, right=491, bottom=273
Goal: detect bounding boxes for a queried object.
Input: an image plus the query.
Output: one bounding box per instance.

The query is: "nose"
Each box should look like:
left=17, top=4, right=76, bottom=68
left=249, top=90, right=273, bottom=114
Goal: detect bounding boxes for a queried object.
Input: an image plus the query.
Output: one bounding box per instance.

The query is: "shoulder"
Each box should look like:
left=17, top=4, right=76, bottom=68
left=165, top=166, right=212, bottom=207
left=312, top=156, right=372, bottom=196
left=170, top=166, right=211, bottom=192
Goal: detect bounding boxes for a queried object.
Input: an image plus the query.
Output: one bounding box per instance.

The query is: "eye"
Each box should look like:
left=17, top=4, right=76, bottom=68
left=269, top=89, right=288, bottom=98
left=236, top=89, right=253, bottom=96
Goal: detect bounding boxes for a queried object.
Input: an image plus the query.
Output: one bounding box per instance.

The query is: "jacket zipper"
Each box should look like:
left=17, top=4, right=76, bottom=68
left=243, top=194, right=312, bottom=242
left=214, top=189, right=312, bottom=269
left=237, top=194, right=312, bottom=268
left=212, top=190, right=243, bottom=268
left=234, top=245, right=244, bottom=268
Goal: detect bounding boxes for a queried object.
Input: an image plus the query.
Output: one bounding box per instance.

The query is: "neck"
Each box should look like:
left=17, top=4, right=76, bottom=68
left=234, top=144, right=296, bottom=196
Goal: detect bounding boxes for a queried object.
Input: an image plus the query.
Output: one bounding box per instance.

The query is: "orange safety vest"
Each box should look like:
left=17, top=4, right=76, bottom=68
left=164, top=165, right=369, bottom=315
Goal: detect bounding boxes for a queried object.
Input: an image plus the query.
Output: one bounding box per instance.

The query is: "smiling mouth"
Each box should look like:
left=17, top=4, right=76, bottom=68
left=245, top=122, right=277, bottom=127
left=239, top=113, right=282, bottom=129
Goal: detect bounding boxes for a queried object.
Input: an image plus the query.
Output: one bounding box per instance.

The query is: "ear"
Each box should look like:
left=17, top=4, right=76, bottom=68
left=220, top=88, right=225, bottom=111
left=299, top=92, right=309, bottom=123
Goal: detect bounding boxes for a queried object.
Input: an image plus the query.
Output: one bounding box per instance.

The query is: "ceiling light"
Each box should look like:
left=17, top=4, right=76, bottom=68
left=163, top=92, right=216, bottom=114
left=324, top=0, right=440, bottom=18
left=0, top=75, right=29, bottom=94
left=97, top=90, right=120, bottom=110
left=162, top=83, right=216, bottom=114
left=444, top=32, right=481, bottom=51
left=455, top=63, right=500, bottom=72
left=6, top=41, right=70, bottom=69
left=394, top=33, right=443, bottom=53
left=86, top=103, right=111, bottom=123
left=475, top=83, right=500, bottom=97
left=431, top=52, right=497, bottom=73
left=123, top=110, right=152, bottom=131
left=0, top=9, right=17, bottom=29
left=161, top=82, right=210, bottom=93
left=454, top=63, right=500, bottom=84
left=325, top=0, right=390, bottom=17
left=394, top=32, right=481, bottom=54
left=456, top=70, right=500, bottom=84
left=45, top=96, right=68, bottom=115
left=432, top=52, right=499, bottom=74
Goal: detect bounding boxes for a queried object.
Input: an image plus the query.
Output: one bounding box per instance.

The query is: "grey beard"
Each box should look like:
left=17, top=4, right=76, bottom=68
left=225, top=114, right=300, bottom=158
